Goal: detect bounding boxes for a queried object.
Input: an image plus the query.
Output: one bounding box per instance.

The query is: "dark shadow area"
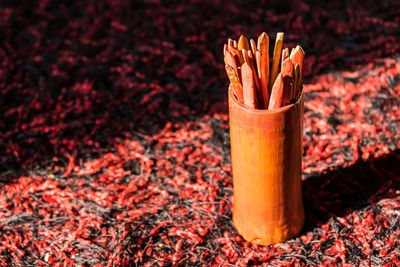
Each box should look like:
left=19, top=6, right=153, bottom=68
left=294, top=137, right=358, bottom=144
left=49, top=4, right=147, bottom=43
left=302, top=149, right=400, bottom=232
left=1, top=0, right=399, bottom=174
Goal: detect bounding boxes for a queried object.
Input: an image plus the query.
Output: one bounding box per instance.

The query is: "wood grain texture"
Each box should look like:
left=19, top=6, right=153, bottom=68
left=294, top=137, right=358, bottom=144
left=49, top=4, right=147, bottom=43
left=268, top=73, right=284, bottom=110
left=268, top=32, right=284, bottom=92
left=257, top=32, right=270, bottom=108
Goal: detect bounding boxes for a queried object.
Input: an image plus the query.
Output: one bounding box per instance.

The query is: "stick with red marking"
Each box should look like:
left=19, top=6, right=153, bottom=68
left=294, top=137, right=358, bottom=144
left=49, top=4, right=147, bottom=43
left=225, top=64, right=244, bottom=102
left=243, top=50, right=262, bottom=108
left=241, top=63, right=257, bottom=108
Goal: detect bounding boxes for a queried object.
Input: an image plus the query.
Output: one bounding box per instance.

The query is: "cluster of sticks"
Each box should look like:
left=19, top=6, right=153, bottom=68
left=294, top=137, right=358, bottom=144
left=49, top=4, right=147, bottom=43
left=224, top=32, right=304, bottom=109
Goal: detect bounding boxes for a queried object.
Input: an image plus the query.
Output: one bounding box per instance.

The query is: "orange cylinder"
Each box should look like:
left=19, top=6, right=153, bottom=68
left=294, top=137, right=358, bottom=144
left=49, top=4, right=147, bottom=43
left=229, top=86, right=305, bottom=246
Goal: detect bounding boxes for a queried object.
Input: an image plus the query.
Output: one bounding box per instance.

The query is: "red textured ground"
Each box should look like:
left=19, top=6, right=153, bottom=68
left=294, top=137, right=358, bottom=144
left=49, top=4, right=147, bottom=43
left=1, top=0, right=400, bottom=266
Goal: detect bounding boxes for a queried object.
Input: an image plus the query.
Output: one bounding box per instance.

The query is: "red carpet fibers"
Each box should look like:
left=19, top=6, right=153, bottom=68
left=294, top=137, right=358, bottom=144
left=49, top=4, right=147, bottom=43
left=1, top=0, right=400, bottom=265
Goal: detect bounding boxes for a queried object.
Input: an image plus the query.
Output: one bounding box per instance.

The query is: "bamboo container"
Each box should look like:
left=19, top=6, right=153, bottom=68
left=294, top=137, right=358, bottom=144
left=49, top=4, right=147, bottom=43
left=228, top=85, right=305, bottom=246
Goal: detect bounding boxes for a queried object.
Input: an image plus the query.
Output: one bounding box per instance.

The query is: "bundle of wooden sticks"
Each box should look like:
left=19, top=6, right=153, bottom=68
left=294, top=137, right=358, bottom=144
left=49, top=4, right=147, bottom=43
left=224, top=32, right=304, bottom=109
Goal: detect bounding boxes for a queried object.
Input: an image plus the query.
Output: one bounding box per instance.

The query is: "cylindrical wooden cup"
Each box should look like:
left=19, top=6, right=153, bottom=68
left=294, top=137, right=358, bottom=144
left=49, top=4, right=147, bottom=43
left=229, top=86, right=305, bottom=246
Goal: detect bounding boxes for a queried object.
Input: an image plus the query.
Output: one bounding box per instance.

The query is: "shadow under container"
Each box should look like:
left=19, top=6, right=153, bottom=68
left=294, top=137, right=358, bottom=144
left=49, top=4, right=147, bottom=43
left=228, top=86, right=305, bottom=246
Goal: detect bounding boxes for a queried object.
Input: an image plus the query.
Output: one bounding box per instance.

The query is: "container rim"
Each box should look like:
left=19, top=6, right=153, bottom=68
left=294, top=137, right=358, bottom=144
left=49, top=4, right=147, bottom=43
left=229, top=85, right=304, bottom=115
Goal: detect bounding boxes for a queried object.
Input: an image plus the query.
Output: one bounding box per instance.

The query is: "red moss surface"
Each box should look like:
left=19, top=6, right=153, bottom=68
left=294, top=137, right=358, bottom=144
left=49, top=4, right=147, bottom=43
left=0, top=0, right=400, bottom=265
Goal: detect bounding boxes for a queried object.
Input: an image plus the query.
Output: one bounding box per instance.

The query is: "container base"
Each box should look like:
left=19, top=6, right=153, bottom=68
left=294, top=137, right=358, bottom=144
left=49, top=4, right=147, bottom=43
left=233, top=212, right=304, bottom=246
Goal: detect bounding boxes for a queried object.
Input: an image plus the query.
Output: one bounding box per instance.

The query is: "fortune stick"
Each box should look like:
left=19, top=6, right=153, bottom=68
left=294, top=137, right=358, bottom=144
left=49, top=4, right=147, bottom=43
left=223, top=32, right=304, bottom=110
